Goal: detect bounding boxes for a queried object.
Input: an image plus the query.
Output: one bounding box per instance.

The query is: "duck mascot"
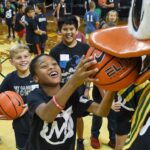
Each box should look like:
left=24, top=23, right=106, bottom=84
left=89, top=0, right=150, bottom=149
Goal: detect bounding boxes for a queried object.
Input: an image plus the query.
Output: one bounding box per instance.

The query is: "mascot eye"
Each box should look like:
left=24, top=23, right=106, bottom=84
left=132, top=0, right=143, bottom=31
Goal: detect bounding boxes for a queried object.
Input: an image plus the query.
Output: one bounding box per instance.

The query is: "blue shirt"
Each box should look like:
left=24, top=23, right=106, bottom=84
left=84, top=11, right=99, bottom=34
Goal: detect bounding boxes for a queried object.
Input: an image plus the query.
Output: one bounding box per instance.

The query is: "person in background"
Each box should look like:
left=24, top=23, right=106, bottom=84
left=84, top=0, right=90, bottom=13
left=93, top=0, right=102, bottom=19
left=56, top=0, right=66, bottom=20
left=24, top=6, right=46, bottom=55
left=75, top=15, right=86, bottom=43
left=14, top=4, right=26, bottom=43
left=99, top=0, right=119, bottom=20
left=84, top=1, right=99, bottom=41
left=4, top=0, right=15, bottom=39
left=0, top=1, right=5, bottom=23
left=35, top=3, right=48, bottom=54
left=0, top=44, right=39, bottom=150
left=51, top=0, right=60, bottom=16
left=100, top=9, right=118, bottom=28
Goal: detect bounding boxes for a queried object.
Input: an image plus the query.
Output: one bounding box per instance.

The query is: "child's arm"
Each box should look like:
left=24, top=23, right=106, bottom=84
left=102, top=3, right=114, bottom=8
left=34, top=28, right=46, bottom=35
left=111, top=101, right=121, bottom=112
left=56, top=3, right=61, bottom=20
left=87, top=90, right=114, bottom=116
left=64, top=3, right=67, bottom=15
left=35, top=56, right=99, bottom=123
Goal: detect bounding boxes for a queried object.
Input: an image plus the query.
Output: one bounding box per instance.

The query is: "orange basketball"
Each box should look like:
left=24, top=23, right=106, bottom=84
left=86, top=47, right=141, bottom=91
left=0, top=91, right=24, bottom=119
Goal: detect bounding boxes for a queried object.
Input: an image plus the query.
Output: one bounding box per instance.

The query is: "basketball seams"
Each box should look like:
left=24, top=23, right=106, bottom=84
left=4, top=92, right=18, bottom=118
left=86, top=47, right=140, bottom=91
left=94, top=56, right=114, bottom=78
left=96, top=59, right=140, bottom=86
left=89, top=47, right=114, bottom=78
left=0, top=105, right=13, bottom=119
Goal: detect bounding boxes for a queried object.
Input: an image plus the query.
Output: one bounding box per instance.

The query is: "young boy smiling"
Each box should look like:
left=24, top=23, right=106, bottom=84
left=49, top=15, right=90, bottom=150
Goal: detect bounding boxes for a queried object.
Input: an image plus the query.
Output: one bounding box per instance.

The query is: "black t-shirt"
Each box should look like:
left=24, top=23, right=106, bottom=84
left=58, top=2, right=66, bottom=17
left=0, top=71, right=39, bottom=133
left=35, top=13, right=48, bottom=42
left=15, top=13, right=25, bottom=31
left=101, top=0, right=119, bottom=18
left=25, top=16, right=39, bottom=44
left=50, top=41, right=89, bottom=96
left=4, top=7, right=14, bottom=25
left=27, top=88, right=93, bottom=150
left=50, top=41, right=89, bottom=84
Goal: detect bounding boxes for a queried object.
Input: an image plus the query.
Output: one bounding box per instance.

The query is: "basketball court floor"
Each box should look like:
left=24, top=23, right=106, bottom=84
left=0, top=18, right=113, bottom=150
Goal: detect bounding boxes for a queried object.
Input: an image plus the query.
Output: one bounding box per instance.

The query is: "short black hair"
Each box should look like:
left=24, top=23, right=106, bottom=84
left=57, top=15, right=78, bottom=31
left=18, top=4, right=24, bottom=10
left=25, top=5, right=34, bottom=16
left=30, top=54, right=56, bottom=78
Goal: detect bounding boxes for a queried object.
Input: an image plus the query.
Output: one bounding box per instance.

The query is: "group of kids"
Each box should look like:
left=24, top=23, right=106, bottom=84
left=0, top=0, right=150, bottom=150
left=0, top=0, right=47, bottom=55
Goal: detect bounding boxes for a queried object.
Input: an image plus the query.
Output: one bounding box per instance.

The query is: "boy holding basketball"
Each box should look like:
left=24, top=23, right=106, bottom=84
left=26, top=54, right=114, bottom=150
left=0, top=44, right=39, bottom=150
left=49, top=15, right=90, bottom=150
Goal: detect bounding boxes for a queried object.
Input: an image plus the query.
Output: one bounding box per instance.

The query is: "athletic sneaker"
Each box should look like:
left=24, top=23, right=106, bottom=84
left=90, top=137, right=101, bottom=149
left=76, top=139, right=84, bottom=150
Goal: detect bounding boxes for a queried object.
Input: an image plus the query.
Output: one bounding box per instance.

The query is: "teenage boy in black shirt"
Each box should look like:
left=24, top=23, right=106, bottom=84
left=49, top=15, right=89, bottom=150
left=24, top=6, right=46, bottom=55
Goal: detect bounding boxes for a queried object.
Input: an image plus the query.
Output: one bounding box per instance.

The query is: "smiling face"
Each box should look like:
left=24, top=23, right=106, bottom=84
left=61, top=24, right=78, bottom=47
left=10, top=49, right=31, bottom=76
left=108, top=11, right=117, bottom=23
left=33, top=55, right=62, bottom=86
left=27, top=9, right=35, bottom=18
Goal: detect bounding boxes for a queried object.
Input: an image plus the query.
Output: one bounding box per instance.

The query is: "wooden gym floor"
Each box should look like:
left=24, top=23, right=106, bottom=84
left=0, top=17, right=113, bottom=150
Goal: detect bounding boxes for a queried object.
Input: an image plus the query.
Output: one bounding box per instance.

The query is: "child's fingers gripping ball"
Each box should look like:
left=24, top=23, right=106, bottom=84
left=86, top=47, right=142, bottom=91
left=0, top=91, right=24, bottom=120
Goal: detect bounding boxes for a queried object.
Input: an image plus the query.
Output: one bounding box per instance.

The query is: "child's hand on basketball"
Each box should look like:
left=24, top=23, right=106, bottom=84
left=111, top=101, right=121, bottom=112
left=19, top=104, right=28, bottom=117
left=71, top=56, right=99, bottom=87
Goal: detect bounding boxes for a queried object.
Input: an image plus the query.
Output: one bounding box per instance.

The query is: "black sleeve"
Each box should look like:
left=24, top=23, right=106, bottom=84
left=49, top=47, right=59, bottom=63
left=31, top=19, right=38, bottom=31
left=0, top=75, right=12, bottom=92
left=27, top=90, right=46, bottom=116
left=77, top=95, right=93, bottom=117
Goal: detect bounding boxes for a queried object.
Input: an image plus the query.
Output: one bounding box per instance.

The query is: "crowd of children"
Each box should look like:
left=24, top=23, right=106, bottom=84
left=0, top=0, right=149, bottom=150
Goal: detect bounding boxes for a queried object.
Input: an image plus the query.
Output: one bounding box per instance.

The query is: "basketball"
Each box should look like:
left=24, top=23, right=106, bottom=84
left=0, top=91, right=24, bottom=119
left=86, top=47, right=141, bottom=91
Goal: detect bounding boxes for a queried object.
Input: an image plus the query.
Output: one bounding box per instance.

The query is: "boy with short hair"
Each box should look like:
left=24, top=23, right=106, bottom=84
left=84, top=1, right=99, bottom=40
left=0, top=44, right=39, bottom=150
left=24, top=6, right=46, bottom=55
left=49, top=15, right=90, bottom=150
left=14, top=4, right=26, bottom=43
left=35, top=3, right=48, bottom=54
left=4, top=0, right=15, bottom=39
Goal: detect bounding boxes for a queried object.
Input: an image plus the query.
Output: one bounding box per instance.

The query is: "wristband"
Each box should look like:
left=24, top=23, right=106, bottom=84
left=52, top=96, right=64, bottom=110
